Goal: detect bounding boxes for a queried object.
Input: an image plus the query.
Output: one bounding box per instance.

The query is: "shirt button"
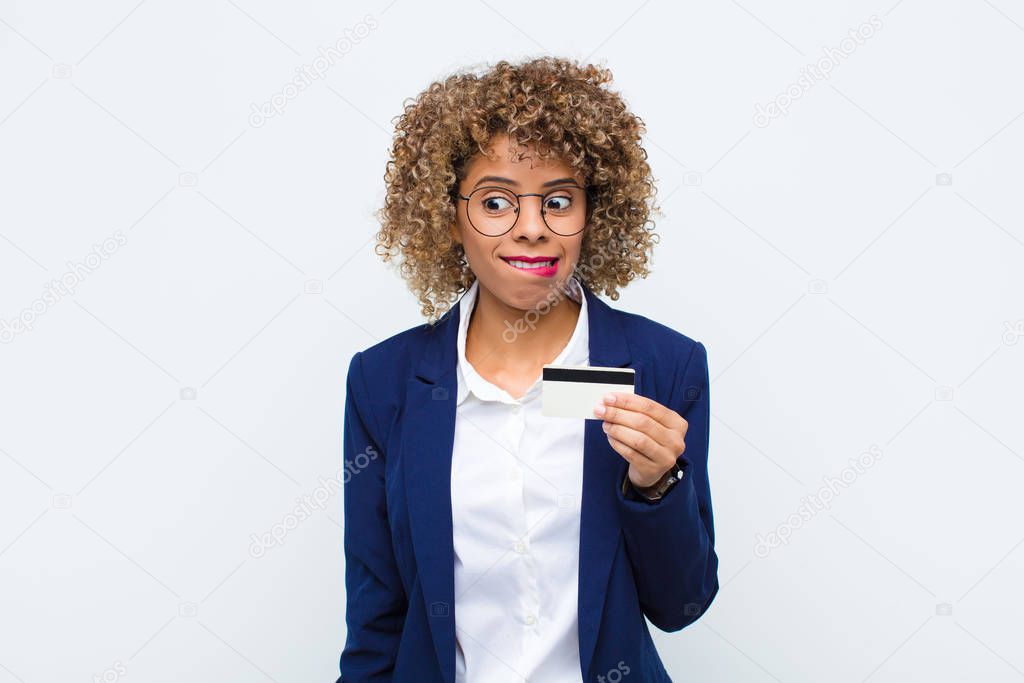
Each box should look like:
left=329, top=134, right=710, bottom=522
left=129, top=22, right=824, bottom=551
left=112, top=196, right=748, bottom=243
left=513, top=540, right=526, bottom=553
left=525, top=614, right=536, bottom=625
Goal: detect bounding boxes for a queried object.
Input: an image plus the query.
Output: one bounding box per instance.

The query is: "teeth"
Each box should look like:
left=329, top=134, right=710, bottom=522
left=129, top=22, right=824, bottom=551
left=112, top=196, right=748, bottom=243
left=506, top=259, right=555, bottom=269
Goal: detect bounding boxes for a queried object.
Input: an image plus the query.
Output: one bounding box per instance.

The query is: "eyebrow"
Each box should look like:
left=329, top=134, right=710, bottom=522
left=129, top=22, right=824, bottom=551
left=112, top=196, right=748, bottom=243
left=472, top=175, right=580, bottom=189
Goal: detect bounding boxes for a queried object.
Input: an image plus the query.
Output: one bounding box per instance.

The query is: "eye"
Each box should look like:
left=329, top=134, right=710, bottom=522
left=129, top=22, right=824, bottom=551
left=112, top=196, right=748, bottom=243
left=479, top=191, right=516, bottom=214
left=483, top=196, right=512, bottom=212
left=544, top=194, right=573, bottom=212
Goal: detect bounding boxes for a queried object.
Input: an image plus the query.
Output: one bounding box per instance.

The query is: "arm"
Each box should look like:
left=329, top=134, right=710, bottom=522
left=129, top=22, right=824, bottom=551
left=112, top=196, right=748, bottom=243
left=337, top=351, right=407, bottom=682
left=614, top=341, right=719, bottom=631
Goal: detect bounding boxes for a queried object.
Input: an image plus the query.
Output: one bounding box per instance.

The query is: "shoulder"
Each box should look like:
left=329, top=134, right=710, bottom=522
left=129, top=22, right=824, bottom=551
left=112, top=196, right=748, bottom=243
left=613, top=306, right=705, bottom=368
left=609, top=306, right=709, bottom=411
left=354, top=314, right=449, bottom=377
left=344, top=316, right=449, bottom=430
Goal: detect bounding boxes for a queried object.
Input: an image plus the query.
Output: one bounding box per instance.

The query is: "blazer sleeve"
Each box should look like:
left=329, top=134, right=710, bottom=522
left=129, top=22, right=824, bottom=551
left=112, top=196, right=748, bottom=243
left=337, top=351, right=407, bottom=682
left=614, top=340, right=720, bottom=632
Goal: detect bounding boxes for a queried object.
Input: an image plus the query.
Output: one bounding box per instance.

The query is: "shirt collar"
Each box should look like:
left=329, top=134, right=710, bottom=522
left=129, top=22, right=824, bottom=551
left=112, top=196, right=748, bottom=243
left=455, top=275, right=589, bottom=406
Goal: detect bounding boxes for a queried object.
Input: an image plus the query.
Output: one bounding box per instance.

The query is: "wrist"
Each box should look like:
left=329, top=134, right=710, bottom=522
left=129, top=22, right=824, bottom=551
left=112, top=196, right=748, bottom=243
left=628, top=463, right=684, bottom=502
left=636, top=468, right=674, bottom=494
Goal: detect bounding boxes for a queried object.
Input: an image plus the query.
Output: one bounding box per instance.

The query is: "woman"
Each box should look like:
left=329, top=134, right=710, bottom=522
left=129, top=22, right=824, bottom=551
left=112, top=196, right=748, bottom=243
left=337, top=56, right=718, bottom=683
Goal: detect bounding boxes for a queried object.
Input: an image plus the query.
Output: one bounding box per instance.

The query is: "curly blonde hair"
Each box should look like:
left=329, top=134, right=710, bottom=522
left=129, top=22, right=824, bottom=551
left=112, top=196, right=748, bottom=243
left=374, top=55, right=661, bottom=322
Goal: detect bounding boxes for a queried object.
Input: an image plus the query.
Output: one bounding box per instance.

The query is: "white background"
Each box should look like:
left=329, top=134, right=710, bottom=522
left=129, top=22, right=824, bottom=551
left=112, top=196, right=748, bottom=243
left=1, top=1, right=1022, bottom=681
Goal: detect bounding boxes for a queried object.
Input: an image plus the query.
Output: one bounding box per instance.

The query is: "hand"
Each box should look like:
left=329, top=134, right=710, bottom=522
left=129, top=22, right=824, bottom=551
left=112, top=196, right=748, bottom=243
left=594, top=392, right=688, bottom=489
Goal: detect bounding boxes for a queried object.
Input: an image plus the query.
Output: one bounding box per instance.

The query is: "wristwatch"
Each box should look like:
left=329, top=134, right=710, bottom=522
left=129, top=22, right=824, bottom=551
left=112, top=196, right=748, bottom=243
left=622, top=463, right=685, bottom=503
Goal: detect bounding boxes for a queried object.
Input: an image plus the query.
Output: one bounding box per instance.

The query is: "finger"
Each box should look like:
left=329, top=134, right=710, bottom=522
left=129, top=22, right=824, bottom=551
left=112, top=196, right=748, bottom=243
left=600, top=404, right=677, bottom=452
left=603, top=422, right=660, bottom=465
left=603, top=392, right=686, bottom=432
left=606, top=435, right=666, bottom=485
left=605, top=433, right=645, bottom=466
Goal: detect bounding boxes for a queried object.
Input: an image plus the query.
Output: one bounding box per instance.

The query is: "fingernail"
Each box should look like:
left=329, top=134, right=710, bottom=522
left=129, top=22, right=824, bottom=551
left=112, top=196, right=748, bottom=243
left=593, top=403, right=606, bottom=417
left=603, top=393, right=616, bottom=405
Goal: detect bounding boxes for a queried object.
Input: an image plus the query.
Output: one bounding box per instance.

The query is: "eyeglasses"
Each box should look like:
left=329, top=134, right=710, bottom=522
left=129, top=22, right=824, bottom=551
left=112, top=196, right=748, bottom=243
left=455, top=184, right=589, bottom=237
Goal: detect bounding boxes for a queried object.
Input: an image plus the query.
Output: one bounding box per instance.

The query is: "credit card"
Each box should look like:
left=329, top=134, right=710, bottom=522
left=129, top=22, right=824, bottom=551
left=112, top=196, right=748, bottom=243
left=541, top=364, right=636, bottom=419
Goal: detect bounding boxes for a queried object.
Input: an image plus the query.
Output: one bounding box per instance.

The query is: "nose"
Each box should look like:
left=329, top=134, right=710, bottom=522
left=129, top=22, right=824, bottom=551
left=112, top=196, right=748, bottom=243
left=510, top=195, right=549, bottom=239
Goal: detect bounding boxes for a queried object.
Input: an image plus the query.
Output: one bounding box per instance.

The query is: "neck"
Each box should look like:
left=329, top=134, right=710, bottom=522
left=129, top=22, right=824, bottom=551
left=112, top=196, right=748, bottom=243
left=466, top=279, right=582, bottom=372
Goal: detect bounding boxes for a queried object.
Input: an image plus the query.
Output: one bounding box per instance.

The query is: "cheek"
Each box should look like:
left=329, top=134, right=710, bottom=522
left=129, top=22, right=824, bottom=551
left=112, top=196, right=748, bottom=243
left=459, top=233, right=487, bottom=258
left=452, top=218, right=476, bottom=251
left=454, top=229, right=494, bottom=270
left=564, top=239, right=584, bottom=261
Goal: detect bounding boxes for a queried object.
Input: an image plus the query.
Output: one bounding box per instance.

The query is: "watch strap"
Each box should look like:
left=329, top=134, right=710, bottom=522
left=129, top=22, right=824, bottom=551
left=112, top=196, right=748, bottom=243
left=622, top=463, right=684, bottom=503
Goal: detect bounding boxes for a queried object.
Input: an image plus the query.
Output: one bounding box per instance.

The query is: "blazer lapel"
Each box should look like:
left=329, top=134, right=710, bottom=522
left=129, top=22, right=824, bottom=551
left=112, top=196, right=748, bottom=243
left=400, top=281, right=640, bottom=683
left=403, top=298, right=461, bottom=683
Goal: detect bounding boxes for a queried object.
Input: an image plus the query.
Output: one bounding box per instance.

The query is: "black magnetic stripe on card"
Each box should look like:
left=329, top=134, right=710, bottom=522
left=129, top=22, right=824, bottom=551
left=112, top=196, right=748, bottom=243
left=542, top=367, right=635, bottom=385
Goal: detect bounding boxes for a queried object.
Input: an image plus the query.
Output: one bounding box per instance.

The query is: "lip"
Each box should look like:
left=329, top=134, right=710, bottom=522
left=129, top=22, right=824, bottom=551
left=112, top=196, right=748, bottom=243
left=500, top=255, right=560, bottom=278
left=500, top=255, right=559, bottom=263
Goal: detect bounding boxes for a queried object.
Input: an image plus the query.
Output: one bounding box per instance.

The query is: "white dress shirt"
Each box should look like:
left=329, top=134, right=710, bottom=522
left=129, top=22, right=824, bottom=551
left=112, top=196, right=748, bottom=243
left=451, top=275, right=589, bottom=683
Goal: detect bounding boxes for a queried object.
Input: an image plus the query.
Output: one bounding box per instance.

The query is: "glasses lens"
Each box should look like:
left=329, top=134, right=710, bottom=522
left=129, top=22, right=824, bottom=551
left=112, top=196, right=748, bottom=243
left=466, top=187, right=518, bottom=236
left=466, top=186, right=587, bottom=236
left=541, top=186, right=586, bottom=236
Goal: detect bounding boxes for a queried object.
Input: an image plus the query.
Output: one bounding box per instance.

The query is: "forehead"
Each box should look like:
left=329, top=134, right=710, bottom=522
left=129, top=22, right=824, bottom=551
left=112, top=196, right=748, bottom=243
left=464, top=133, right=582, bottom=183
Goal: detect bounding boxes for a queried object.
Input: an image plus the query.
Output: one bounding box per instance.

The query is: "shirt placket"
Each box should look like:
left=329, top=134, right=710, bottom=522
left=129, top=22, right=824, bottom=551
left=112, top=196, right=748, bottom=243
left=501, top=396, right=542, bottom=642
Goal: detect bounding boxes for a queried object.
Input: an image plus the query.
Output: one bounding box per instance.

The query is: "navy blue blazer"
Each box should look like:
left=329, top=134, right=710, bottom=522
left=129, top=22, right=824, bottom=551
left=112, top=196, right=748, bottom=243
left=337, top=281, right=719, bottom=682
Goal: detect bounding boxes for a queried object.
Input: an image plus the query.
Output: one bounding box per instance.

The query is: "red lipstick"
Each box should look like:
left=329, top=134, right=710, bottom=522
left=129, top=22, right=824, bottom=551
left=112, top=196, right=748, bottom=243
left=500, top=255, right=560, bottom=278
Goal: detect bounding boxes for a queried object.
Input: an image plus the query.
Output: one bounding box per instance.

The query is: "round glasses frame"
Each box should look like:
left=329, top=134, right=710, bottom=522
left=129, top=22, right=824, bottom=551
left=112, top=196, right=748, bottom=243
left=455, top=183, right=591, bottom=237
